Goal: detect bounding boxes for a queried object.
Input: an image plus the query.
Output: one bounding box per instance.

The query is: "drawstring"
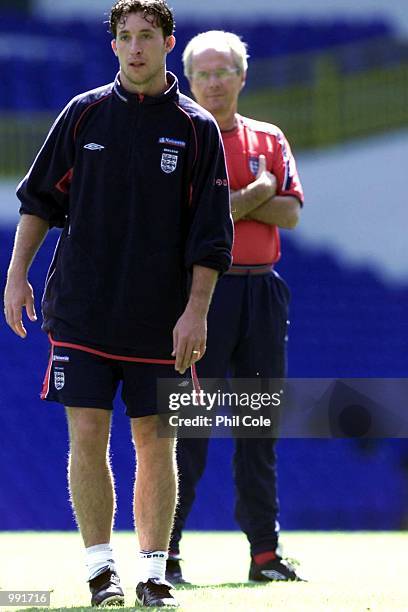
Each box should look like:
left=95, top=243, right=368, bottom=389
left=190, top=362, right=202, bottom=398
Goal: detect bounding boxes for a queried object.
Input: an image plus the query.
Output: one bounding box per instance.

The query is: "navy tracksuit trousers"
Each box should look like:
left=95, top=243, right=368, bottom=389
left=170, top=269, right=290, bottom=556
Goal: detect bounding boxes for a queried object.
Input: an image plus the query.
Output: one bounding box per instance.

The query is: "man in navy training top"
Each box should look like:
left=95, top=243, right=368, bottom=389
left=3, top=2, right=233, bottom=608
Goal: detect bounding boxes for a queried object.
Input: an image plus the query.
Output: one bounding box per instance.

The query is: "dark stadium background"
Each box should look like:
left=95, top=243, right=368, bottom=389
left=1, top=0, right=408, bottom=532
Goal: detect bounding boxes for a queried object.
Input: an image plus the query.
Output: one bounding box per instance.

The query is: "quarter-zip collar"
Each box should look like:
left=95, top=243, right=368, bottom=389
left=113, top=71, right=179, bottom=105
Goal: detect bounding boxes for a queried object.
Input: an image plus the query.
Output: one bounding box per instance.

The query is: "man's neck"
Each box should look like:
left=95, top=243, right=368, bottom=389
left=216, top=112, right=238, bottom=132
left=120, top=70, right=169, bottom=98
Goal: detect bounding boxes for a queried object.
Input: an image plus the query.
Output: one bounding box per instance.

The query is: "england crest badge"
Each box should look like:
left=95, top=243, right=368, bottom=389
left=161, top=152, right=178, bottom=174
left=249, top=156, right=260, bottom=176
left=54, top=370, right=65, bottom=391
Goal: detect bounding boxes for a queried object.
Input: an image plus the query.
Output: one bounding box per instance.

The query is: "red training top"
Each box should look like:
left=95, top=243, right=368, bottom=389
left=222, top=114, right=304, bottom=265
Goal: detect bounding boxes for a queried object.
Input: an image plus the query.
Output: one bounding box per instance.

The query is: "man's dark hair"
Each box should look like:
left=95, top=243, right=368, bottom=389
left=109, top=0, right=175, bottom=38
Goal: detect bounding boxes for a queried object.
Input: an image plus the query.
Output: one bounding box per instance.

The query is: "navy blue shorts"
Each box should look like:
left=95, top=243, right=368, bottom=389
left=41, top=344, right=185, bottom=418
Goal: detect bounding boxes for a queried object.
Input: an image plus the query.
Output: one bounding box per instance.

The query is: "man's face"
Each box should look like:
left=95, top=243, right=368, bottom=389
left=111, top=11, right=175, bottom=94
left=189, top=48, right=245, bottom=119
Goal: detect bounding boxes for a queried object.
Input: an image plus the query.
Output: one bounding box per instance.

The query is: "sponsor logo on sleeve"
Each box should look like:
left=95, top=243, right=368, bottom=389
left=214, top=178, right=228, bottom=187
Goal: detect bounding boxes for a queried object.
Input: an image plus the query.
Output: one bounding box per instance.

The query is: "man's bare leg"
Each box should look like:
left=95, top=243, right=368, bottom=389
left=66, top=407, right=114, bottom=546
left=131, top=415, right=177, bottom=551
left=66, top=407, right=124, bottom=606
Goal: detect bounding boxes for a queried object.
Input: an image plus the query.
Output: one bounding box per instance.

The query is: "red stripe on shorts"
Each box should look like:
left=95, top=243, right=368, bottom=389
left=48, top=334, right=176, bottom=365
left=40, top=343, right=54, bottom=399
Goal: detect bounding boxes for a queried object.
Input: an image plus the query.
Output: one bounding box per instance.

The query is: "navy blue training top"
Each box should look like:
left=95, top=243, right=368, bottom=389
left=17, top=72, right=233, bottom=361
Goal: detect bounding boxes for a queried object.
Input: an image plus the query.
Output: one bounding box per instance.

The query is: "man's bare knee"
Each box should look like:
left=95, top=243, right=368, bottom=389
left=66, top=407, right=111, bottom=457
left=131, top=415, right=160, bottom=448
left=133, top=439, right=176, bottom=479
left=131, top=415, right=175, bottom=455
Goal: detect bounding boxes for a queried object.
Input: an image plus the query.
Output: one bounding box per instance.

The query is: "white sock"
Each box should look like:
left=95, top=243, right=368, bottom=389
left=138, top=550, right=168, bottom=583
left=85, top=543, right=116, bottom=581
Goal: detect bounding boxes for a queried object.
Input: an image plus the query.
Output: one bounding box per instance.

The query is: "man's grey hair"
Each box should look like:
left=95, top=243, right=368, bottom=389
left=182, top=30, right=249, bottom=79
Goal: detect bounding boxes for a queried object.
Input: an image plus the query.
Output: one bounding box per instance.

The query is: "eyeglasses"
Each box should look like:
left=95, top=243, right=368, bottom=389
left=191, top=68, right=240, bottom=82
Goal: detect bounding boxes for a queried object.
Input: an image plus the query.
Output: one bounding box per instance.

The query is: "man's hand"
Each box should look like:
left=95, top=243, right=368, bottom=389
left=230, top=154, right=277, bottom=222
left=255, top=154, right=277, bottom=200
left=3, top=214, right=48, bottom=338
left=4, top=275, right=37, bottom=338
left=172, top=307, right=207, bottom=374
left=172, top=265, right=218, bottom=374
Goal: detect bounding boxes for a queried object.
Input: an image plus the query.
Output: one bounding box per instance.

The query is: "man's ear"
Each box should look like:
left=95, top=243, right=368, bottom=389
left=240, top=70, right=247, bottom=91
left=111, top=39, right=118, bottom=56
left=165, top=35, right=176, bottom=54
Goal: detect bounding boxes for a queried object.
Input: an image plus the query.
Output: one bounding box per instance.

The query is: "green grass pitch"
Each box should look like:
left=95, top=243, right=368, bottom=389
left=1, top=531, right=408, bottom=611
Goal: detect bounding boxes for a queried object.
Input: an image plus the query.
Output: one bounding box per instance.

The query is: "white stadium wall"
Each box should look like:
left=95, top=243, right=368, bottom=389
left=292, top=130, right=408, bottom=285
left=2, top=130, right=408, bottom=284
left=34, top=0, right=408, bottom=35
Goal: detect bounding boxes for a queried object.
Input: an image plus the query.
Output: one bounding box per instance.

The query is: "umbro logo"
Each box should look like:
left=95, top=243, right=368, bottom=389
left=261, top=570, right=287, bottom=580
left=84, top=143, right=105, bottom=151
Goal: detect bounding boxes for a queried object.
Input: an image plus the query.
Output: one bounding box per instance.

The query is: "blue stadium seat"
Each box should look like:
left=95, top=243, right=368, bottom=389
left=1, top=226, right=407, bottom=530
left=0, top=15, right=397, bottom=111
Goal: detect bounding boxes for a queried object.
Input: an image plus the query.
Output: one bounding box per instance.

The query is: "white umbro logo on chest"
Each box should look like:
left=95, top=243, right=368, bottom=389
left=84, top=143, right=105, bottom=151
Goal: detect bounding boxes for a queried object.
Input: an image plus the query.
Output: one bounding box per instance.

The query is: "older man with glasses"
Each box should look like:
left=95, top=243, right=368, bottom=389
left=166, top=30, right=305, bottom=585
